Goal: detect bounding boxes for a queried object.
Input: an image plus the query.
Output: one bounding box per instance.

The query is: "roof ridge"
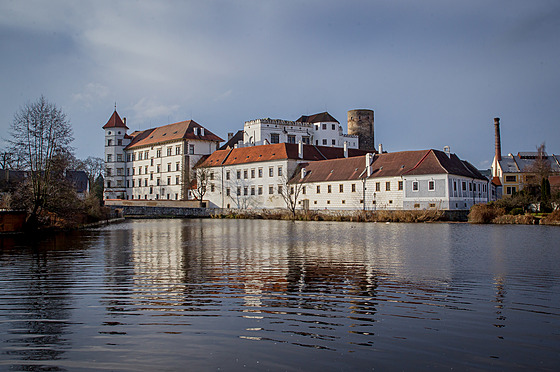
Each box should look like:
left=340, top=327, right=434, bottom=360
left=403, top=150, right=433, bottom=175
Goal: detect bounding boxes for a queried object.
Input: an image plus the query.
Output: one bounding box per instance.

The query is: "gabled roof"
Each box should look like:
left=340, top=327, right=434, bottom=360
left=291, top=149, right=487, bottom=184
left=219, top=130, right=244, bottom=150
left=102, top=110, right=128, bottom=130
left=296, top=112, right=339, bottom=124
left=197, top=143, right=368, bottom=168
left=125, top=120, right=223, bottom=150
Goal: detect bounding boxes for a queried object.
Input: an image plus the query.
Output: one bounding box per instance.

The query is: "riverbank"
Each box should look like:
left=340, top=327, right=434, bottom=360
left=468, top=205, right=560, bottom=225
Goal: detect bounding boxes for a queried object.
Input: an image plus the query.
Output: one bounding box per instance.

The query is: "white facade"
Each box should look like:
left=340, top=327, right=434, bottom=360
left=242, top=118, right=359, bottom=149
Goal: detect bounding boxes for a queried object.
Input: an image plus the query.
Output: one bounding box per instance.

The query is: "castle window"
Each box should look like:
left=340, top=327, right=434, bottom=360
left=107, top=154, right=112, bottom=162
left=270, top=133, right=280, bottom=144
left=322, top=139, right=327, bottom=145
left=322, top=124, right=326, bottom=130
left=287, top=135, right=296, bottom=144
left=107, top=139, right=112, bottom=146
left=332, top=124, right=336, bottom=130
left=302, top=136, right=310, bottom=144
left=117, top=139, right=122, bottom=146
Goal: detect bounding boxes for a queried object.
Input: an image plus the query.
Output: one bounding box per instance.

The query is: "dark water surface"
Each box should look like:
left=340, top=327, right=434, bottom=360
left=1, top=219, right=559, bottom=371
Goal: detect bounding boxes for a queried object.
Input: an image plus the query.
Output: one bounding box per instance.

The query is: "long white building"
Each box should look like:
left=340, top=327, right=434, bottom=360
left=197, top=146, right=489, bottom=211
left=103, top=110, right=223, bottom=200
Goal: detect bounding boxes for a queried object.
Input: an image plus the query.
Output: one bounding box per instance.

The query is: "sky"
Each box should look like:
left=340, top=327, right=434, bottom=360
left=1, top=0, right=559, bottom=169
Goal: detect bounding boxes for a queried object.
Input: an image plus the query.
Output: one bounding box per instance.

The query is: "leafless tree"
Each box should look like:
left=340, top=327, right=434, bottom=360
left=8, top=96, right=74, bottom=222
left=279, top=169, right=305, bottom=219
left=191, top=167, right=212, bottom=205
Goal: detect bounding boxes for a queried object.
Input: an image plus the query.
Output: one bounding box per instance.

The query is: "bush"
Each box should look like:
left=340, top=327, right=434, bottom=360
left=510, top=207, right=524, bottom=215
left=468, top=203, right=505, bottom=224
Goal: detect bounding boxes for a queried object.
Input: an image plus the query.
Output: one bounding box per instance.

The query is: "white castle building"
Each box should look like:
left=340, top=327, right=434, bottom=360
left=103, top=110, right=223, bottom=200
left=240, top=112, right=365, bottom=149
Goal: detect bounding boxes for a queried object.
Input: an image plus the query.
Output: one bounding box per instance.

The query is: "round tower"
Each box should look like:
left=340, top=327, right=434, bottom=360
left=347, top=109, right=374, bottom=152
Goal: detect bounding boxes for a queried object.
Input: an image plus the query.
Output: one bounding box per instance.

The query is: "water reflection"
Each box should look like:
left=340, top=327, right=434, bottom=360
left=0, top=220, right=559, bottom=371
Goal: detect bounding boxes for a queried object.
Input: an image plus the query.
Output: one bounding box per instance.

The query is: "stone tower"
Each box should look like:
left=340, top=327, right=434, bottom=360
left=103, top=110, right=129, bottom=200
left=347, top=109, right=374, bottom=152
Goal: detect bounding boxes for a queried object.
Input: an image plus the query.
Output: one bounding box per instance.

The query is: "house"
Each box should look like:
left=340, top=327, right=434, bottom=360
left=103, top=110, right=223, bottom=200
left=65, top=170, right=89, bottom=199
left=195, top=142, right=368, bottom=209
left=290, top=148, right=489, bottom=211
left=491, top=118, right=560, bottom=197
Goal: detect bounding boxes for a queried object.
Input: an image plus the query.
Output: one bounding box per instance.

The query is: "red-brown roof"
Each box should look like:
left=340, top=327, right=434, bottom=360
left=197, top=143, right=368, bottom=168
left=102, top=110, right=128, bottom=129
left=125, top=120, right=223, bottom=150
left=291, top=149, right=487, bottom=183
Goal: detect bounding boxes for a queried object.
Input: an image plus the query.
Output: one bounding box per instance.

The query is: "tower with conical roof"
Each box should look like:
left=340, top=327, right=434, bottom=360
left=103, top=110, right=130, bottom=200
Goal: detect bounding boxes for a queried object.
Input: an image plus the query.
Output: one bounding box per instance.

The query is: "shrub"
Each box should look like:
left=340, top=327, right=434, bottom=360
left=468, top=203, right=505, bottom=224
left=510, top=207, right=524, bottom=215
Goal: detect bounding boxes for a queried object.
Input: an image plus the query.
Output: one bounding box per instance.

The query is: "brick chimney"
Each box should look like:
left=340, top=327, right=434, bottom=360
left=494, top=117, right=501, bottom=162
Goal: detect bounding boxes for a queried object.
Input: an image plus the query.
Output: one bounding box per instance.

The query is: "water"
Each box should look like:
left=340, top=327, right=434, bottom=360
left=1, top=219, right=559, bottom=371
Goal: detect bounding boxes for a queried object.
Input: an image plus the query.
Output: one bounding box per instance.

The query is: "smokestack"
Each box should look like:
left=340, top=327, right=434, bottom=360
left=228, top=132, right=234, bottom=140
left=494, top=118, right=501, bottom=162
left=378, top=143, right=383, bottom=154
left=366, top=153, right=373, bottom=177
left=298, top=141, right=304, bottom=159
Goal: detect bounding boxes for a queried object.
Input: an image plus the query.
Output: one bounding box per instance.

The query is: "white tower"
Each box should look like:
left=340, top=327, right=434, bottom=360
left=103, top=110, right=129, bottom=200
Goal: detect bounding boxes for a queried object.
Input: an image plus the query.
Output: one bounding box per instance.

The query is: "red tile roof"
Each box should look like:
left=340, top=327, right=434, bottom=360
left=102, top=110, right=128, bottom=129
left=197, top=143, right=369, bottom=168
left=125, top=120, right=223, bottom=150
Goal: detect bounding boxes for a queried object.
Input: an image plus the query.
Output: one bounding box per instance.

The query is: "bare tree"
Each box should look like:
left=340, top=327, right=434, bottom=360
left=191, top=167, right=212, bottom=205
left=279, top=169, right=305, bottom=219
left=8, top=96, right=74, bottom=222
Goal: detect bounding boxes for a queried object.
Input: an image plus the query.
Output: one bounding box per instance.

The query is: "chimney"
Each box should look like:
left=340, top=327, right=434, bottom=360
left=378, top=143, right=383, bottom=154
left=344, top=141, right=348, bottom=158
left=298, top=141, right=304, bottom=159
left=494, top=117, right=502, bottom=161
left=366, top=153, right=373, bottom=177
left=228, top=132, right=234, bottom=140
left=123, top=117, right=126, bottom=126
left=443, top=146, right=451, bottom=157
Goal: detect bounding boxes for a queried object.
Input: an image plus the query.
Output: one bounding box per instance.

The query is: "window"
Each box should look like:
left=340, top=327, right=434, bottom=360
left=145, top=179, right=148, bottom=187
left=176, top=163, right=180, bottom=171
left=138, top=152, right=142, bottom=160
left=328, top=185, right=332, bottom=193
left=244, top=187, right=248, bottom=196
left=107, top=180, right=111, bottom=188
left=429, top=203, right=436, bottom=208
left=157, top=165, right=160, bottom=173
left=106, top=168, right=112, bottom=176
left=269, top=185, right=274, bottom=194
left=127, top=154, right=131, bottom=162
left=226, top=171, right=230, bottom=180
left=278, top=166, right=282, bottom=177
left=237, top=170, right=241, bottom=179
left=375, top=182, right=380, bottom=192
left=107, top=139, right=112, bottom=146
left=332, top=124, right=336, bottom=130
left=386, top=182, right=391, bottom=191
left=339, top=184, right=344, bottom=192
left=270, top=133, right=280, bottom=144
left=117, top=139, right=122, bottom=146
left=412, top=181, right=419, bottom=191
left=332, top=139, right=336, bottom=146
left=176, top=176, right=179, bottom=185
left=237, top=187, right=241, bottom=196
left=251, top=169, right=255, bottom=178
left=210, top=172, right=214, bottom=180
left=244, top=170, right=248, bottom=179
left=211, top=184, right=215, bottom=193
left=150, top=173, right=153, bottom=180
left=322, top=139, right=327, bottom=145
left=145, top=166, right=148, bottom=174
left=322, top=124, right=326, bottom=130
left=144, top=150, right=149, bottom=159
left=389, top=200, right=393, bottom=204
left=167, top=147, right=172, bottom=156
left=317, top=185, right=320, bottom=193
left=107, top=154, right=112, bottom=162
left=302, top=136, right=310, bottom=144
left=414, top=203, right=420, bottom=208
left=117, top=154, right=122, bottom=162
left=429, top=181, right=435, bottom=191
left=156, top=149, right=161, bottom=157
left=226, top=188, right=230, bottom=196
left=278, top=185, right=283, bottom=194
left=352, top=184, right=356, bottom=192
left=167, top=163, right=171, bottom=172
left=290, top=186, right=294, bottom=195
left=398, top=181, right=403, bottom=191
left=287, top=135, right=296, bottom=144
left=151, top=159, right=154, bottom=166
left=251, top=186, right=255, bottom=195
left=156, top=178, right=160, bottom=186
left=167, top=177, right=171, bottom=185
left=342, top=200, right=345, bottom=204
left=258, top=168, right=263, bottom=178
left=117, top=168, right=123, bottom=176
left=269, top=167, right=274, bottom=177
left=176, top=146, right=181, bottom=155
left=189, top=145, right=195, bottom=155
left=302, top=186, right=306, bottom=194
left=505, top=175, right=516, bottom=182
left=506, top=186, right=517, bottom=195
left=462, top=182, right=467, bottom=191
left=132, top=180, right=135, bottom=187
left=258, top=186, right=263, bottom=195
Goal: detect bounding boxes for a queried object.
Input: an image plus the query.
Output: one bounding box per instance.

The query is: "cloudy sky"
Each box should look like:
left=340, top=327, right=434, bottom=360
left=1, top=0, right=559, bottom=168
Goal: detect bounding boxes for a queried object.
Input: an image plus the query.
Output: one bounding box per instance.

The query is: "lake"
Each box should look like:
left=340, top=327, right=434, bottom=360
left=1, top=219, right=559, bottom=371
